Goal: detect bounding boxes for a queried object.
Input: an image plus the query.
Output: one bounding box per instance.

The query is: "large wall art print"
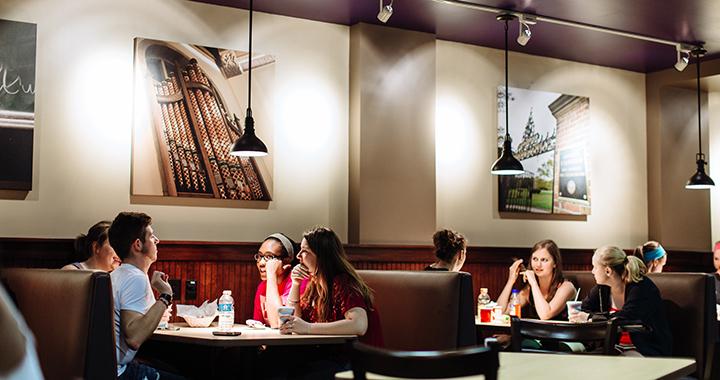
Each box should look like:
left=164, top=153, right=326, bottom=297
left=132, top=38, right=274, bottom=205
left=497, top=86, right=591, bottom=215
left=0, top=19, right=37, bottom=191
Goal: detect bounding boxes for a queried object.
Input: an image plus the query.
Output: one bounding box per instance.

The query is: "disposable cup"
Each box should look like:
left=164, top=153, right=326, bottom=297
left=566, top=301, right=582, bottom=319
left=278, top=306, right=295, bottom=326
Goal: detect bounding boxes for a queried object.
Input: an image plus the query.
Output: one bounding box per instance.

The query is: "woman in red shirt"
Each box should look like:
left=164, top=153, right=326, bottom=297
left=252, top=233, right=307, bottom=328
left=280, top=227, right=383, bottom=347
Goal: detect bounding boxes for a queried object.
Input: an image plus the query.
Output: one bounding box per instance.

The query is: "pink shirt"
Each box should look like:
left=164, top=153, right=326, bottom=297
left=253, top=270, right=308, bottom=325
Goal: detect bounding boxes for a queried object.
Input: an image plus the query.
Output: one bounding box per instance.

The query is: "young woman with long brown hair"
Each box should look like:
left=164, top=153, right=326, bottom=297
left=280, top=227, right=383, bottom=347
left=497, top=239, right=576, bottom=320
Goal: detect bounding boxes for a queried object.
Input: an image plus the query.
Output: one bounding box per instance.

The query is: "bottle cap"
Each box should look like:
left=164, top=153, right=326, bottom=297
left=480, top=287, right=488, bottom=293
left=511, top=289, right=519, bottom=293
left=223, top=290, right=232, bottom=295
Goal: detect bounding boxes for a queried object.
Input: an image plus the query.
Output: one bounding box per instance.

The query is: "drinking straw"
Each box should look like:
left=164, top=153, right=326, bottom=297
left=574, top=288, right=581, bottom=302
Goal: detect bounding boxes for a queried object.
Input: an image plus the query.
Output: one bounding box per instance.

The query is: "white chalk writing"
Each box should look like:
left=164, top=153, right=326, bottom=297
left=0, top=64, right=35, bottom=96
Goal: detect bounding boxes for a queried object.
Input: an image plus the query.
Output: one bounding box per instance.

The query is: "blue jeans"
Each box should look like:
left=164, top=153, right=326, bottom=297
left=119, top=360, right=185, bottom=380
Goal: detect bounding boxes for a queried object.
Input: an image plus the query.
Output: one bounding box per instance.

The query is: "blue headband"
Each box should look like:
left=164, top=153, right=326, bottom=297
left=643, top=246, right=666, bottom=262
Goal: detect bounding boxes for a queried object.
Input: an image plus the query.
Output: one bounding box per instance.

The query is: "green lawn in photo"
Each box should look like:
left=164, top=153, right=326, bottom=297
left=531, top=190, right=553, bottom=211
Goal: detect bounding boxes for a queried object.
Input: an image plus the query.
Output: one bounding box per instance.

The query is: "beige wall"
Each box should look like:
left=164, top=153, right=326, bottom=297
left=436, top=40, right=648, bottom=249
left=0, top=0, right=349, bottom=242
left=0, top=1, right=690, bottom=250
left=646, top=61, right=720, bottom=251
left=349, top=24, right=436, bottom=244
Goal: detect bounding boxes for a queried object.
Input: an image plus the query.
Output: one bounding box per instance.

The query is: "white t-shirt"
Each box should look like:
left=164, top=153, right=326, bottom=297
left=111, top=264, right=155, bottom=377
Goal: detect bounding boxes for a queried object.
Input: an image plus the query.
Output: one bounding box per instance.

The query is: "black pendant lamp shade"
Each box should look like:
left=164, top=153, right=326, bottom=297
left=685, top=47, right=714, bottom=189
left=491, top=14, right=524, bottom=176
left=230, top=0, right=268, bottom=157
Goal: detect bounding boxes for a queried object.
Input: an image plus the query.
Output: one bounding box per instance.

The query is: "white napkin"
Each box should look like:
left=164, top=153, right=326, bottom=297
left=176, top=299, right=218, bottom=318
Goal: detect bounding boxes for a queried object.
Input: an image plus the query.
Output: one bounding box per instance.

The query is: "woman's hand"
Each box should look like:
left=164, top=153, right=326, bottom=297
left=508, top=259, right=524, bottom=282
left=278, top=315, right=311, bottom=335
left=291, top=264, right=310, bottom=284
left=569, top=310, right=590, bottom=323
left=264, top=258, right=285, bottom=281
left=523, top=270, right=537, bottom=286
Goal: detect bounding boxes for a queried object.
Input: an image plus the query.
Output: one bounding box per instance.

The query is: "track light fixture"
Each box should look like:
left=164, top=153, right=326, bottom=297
left=686, top=47, right=715, bottom=190
left=674, top=44, right=692, bottom=72
left=430, top=0, right=703, bottom=70
left=377, top=0, right=393, bottom=23
left=517, top=14, right=536, bottom=46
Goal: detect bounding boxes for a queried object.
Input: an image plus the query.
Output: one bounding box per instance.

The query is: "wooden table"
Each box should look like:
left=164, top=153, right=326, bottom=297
left=141, top=323, right=357, bottom=378
left=475, top=318, right=511, bottom=336
left=336, top=352, right=696, bottom=380
left=151, top=322, right=356, bottom=347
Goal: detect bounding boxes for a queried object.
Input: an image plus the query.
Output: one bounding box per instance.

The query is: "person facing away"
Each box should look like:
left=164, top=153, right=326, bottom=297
left=633, top=240, right=667, bottom=273
left=497, top=239, right=576, bottom=320
left=62, top=220, right=121, bottom=272
left=252, top=232, right=308, bottom=328
left=280, top=227, right=383, bottom=347
left=571, top=245, right=672, bottom=357
left=108, top=212, right=179, bottom=380
left=425, top=229, right=467, bottom=272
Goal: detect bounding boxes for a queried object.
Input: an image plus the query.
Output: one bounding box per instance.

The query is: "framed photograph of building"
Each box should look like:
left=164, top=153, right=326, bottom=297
left=132, top=37, right=274, bottom=206
left=0, top=19, right=36, bottom=192
left=497, top=86, right=591, bottom=216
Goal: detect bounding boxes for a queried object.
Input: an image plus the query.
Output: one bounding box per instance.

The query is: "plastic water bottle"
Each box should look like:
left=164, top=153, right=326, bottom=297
left=509, top=289, right=521, bottom=318
left=218, top=290, right=234, bottom=331
left=477, top=287, right=491, bottom=317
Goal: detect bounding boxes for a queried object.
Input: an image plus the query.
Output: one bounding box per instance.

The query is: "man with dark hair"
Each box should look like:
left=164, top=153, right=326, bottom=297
left=108, top=212, right=176, bottom=379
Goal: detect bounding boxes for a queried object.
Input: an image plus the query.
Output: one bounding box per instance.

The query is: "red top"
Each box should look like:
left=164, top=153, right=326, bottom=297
left=610, top=306, right=633, bottom=346
left=253, top=269, right=307, bottom=325
left=300, top=273, right=384, bottom=347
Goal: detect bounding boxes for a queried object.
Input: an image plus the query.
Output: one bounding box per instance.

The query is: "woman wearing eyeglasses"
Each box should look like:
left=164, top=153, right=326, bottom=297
left=252, top=233, right=307, bottom=328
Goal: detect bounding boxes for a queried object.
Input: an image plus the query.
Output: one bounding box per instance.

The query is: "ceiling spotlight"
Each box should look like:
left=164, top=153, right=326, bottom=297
left=517, top=14, right=536, bottom=46
left=377, top=0, right=393, bottom=23
left=674, top=44, right=692, bottom=71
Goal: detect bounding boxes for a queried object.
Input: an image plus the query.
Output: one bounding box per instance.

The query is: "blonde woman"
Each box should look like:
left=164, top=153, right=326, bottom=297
left=571, top=246, right=672, bottom=356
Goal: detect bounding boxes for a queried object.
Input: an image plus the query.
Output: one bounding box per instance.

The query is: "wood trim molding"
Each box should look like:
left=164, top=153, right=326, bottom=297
left=0, top=237, right=712, bottom=272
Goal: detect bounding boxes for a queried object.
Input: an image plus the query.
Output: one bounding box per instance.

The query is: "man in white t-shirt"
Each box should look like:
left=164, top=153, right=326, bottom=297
left=108, top=212, right=177, bottom=379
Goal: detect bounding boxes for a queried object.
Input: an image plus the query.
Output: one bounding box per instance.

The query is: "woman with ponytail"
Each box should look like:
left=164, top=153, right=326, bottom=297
left=570, top=246, right=672, bottom=356
left=633, top=241, right=667, bottom=273
left=62, top=221, right=120, bottom=272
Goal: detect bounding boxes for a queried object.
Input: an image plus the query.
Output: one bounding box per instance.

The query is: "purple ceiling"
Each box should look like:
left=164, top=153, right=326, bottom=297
left=191, top=0, right=720, bottom=73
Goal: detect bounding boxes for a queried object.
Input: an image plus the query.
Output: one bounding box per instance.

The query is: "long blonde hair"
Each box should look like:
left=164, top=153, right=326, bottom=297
left=594, top=245, right=646, bottom=283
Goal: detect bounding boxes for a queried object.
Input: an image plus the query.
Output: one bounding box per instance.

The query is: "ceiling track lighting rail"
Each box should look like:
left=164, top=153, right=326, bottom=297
left=431, top=0, right=701, bottom=70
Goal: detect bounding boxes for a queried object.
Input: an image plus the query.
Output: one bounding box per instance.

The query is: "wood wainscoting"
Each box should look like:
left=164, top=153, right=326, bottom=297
left=1, top=238, right=713, bottom=322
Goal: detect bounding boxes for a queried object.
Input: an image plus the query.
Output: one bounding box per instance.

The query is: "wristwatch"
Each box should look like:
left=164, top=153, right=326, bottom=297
left=158, top=293, right=173, bottom=307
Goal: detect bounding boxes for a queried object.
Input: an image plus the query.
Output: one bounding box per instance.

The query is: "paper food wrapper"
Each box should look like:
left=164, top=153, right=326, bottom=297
left=176, top=299, right=218, bottom=318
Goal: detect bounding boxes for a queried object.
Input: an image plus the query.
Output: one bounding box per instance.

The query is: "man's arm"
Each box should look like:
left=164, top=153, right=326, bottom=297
left=120, top=301, right=168, bottom=350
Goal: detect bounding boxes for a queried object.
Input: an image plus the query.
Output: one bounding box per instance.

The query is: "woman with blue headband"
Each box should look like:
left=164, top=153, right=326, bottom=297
left=633, top=241, right=667, bottom=273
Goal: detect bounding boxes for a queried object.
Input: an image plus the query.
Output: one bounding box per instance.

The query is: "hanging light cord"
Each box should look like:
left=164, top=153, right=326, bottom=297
left=504, top=18, right=509, bottom=143
left=247, top=0, right=253, bottom=115
left=696, top=52, right=702, bottom=157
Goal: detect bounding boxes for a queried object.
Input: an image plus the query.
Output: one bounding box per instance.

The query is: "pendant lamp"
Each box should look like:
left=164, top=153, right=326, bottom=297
left=230, top=0, right=268, bottom=157
left=685, top=47, right=714, bottom=189
left=491, top=14, right=524, bottom=176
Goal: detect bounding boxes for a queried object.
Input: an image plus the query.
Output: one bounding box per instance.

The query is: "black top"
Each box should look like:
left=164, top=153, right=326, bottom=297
left=581, top=277, right=672, bottom=356
left=714, top=273, right=720, bottom=305
left=522, top=282, right=568, bottom=321
left=423, top=265, right=449, bottom=271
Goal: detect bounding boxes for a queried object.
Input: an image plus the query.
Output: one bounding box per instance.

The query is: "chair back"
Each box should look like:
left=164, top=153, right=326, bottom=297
left=0, top=268, right=116, bottom=380
left=565, top=271, right=716, bottom=379
left=510, top=317, right=617, bottom=354
left=350, top=341, right=499, bottom=380
left=358, top=270, right=476, bottom=350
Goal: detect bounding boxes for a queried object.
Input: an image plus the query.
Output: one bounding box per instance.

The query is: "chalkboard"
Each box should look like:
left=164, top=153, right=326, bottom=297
left=0, top=19, right=36, bottom=113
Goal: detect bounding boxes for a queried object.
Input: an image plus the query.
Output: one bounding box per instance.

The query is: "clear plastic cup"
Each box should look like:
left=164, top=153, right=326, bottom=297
left=566, top=301, right=582, bottom=322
